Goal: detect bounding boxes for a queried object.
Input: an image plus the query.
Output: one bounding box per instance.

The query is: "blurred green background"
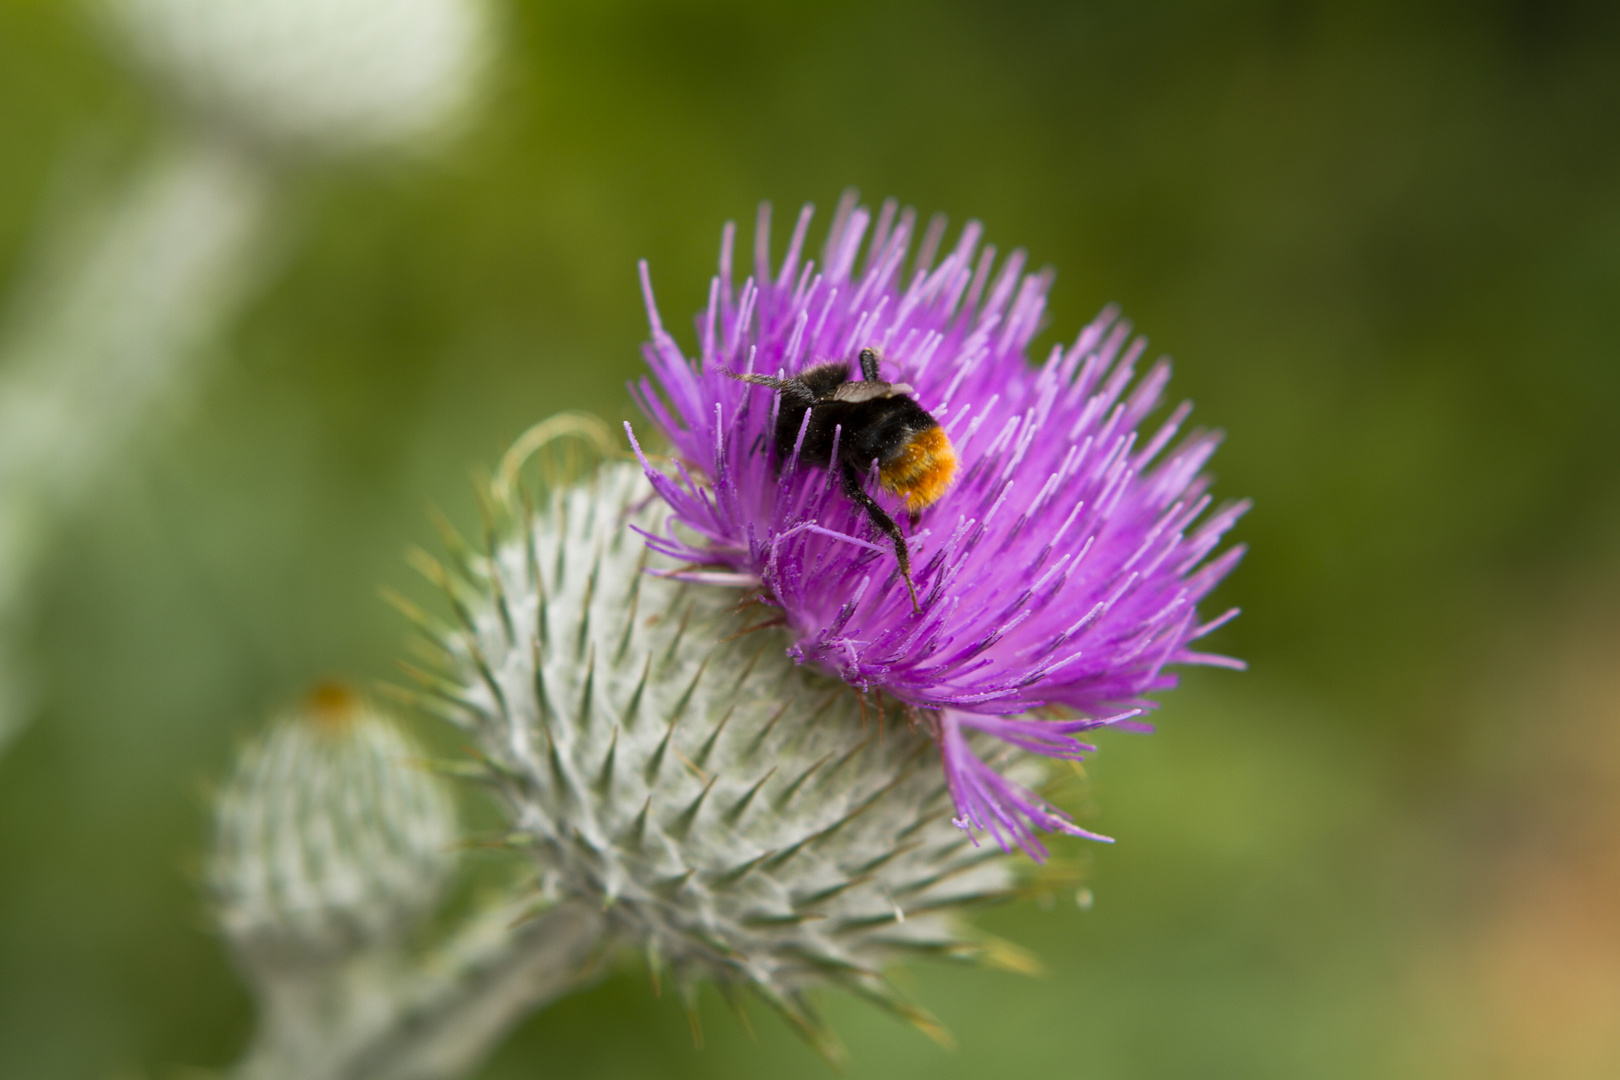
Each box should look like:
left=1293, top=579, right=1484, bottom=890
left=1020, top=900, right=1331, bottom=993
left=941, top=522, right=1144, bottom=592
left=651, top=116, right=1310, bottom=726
left=4, top=0, right=1620, bottom=1076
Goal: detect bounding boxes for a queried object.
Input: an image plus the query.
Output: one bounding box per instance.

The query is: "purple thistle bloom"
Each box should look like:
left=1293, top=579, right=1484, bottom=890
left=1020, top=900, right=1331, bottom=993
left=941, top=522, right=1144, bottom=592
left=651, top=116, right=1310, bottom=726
left=626, top=193, right=1248, bottom=860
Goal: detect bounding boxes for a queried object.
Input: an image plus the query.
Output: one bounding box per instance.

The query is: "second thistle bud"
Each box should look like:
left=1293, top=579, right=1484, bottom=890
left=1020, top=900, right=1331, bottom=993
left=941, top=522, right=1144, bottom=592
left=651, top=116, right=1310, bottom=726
left=210, top=684, right=457, bottom=965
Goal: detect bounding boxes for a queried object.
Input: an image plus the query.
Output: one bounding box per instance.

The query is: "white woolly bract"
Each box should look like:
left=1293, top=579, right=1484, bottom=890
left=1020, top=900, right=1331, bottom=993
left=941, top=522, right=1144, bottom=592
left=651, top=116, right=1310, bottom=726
left=430, top=463, right=1021, bottom=1050
left=211, top=696, right=457, bottom=963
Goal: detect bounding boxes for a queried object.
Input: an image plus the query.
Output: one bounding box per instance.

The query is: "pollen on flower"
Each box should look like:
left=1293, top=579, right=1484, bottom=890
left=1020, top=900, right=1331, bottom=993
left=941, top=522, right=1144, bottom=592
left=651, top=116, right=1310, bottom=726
left=879, top=425, right=957, bottom=512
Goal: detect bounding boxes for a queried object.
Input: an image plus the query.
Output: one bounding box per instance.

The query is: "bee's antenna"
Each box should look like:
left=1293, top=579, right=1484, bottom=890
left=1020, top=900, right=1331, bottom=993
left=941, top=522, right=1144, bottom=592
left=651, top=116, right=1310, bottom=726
left=858, top=347, right=882, bottom=382
left=726, top=370, right=785, bottom=389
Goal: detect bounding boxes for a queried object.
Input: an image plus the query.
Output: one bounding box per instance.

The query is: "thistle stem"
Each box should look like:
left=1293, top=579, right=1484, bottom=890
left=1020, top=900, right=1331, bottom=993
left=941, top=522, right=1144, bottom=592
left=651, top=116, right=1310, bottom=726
left=233, top=900, right=609, bottom=1080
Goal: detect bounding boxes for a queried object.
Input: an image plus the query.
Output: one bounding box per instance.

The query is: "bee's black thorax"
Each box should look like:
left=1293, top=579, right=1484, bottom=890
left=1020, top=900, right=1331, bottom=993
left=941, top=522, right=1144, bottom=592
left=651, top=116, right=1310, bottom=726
left=769, top=361, right=939, bottom=472
left=731, top=348, right=956, bottom=615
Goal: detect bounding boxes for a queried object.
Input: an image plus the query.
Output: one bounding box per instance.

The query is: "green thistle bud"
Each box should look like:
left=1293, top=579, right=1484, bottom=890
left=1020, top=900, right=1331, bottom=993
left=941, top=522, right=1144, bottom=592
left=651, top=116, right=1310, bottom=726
left=211, top=684, right=457, bottom=965
left=416, top=453, right=1030, bottom=1060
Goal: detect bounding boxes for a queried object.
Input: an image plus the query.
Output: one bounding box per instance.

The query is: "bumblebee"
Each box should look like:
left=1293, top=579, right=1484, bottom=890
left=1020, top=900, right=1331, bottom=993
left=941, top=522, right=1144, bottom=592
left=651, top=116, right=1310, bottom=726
left=732, top=347, right=957, bottom=613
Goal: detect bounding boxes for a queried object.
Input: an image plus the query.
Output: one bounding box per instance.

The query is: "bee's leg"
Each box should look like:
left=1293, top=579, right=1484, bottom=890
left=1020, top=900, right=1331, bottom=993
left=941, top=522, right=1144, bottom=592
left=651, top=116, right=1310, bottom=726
left=858, top=347, right=882, bottom=382
left=840, top=461, right=921, bottom=614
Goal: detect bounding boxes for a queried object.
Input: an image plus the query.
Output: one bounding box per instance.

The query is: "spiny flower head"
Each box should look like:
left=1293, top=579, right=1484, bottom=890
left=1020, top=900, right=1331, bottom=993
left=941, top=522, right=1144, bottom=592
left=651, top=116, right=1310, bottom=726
left=628, top=193, right=1248, bottom=859
left=416, top=456, right=1035, bottom=1060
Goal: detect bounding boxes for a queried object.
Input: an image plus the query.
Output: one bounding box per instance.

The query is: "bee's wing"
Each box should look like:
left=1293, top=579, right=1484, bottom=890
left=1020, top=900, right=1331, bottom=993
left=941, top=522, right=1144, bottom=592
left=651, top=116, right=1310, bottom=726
left=827, top=380, right=914, bottom=404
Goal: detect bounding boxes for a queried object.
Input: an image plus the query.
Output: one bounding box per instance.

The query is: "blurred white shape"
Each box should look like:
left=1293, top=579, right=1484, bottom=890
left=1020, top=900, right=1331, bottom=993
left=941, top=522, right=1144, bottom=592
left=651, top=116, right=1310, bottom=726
left=100, top=0, right=493, bottom=158
left=0, top=141, right=271, bottom=749
left=0, top=1, right=495, bottom=756
left=0, top=144, right=267, bottom=549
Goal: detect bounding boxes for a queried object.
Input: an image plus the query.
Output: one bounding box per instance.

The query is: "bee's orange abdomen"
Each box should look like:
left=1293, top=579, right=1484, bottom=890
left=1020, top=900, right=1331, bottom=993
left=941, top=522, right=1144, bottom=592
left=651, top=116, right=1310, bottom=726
left=879, top=426, right=957, bottom=512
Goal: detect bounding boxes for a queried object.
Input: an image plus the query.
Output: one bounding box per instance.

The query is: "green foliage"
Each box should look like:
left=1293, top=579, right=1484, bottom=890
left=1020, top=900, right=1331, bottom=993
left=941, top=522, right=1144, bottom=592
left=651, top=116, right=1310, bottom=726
left=1, top=1, right=1618, bottom=1077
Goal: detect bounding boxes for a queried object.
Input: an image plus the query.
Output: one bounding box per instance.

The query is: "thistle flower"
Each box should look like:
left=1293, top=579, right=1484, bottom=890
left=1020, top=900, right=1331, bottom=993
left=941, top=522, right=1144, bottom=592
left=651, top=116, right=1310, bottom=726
left=628, top=193, right=1248, bottom=859
left=418, top=455, right=1031, bottom=1060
